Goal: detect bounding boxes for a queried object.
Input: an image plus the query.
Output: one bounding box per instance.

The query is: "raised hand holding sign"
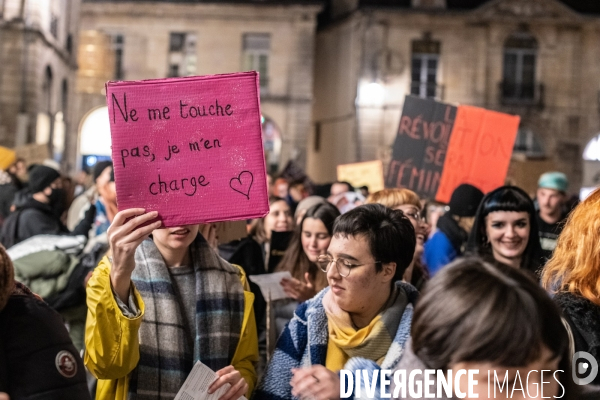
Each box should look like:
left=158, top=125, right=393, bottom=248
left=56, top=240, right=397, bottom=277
left=106, top=72, right=269, bottom=227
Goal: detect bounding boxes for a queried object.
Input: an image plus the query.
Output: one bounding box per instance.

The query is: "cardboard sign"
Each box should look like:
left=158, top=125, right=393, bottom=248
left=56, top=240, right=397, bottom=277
left=337, top=160, right=385, bottom=192
left=106, top=72, right=269, bottom=227
left=386, top=96, right=457, bottom=199
left=436, top=106, right=520, bottom=203
left=215, top=220, right=248, bottom=244
left=14, top=143, right=50, bottom=166
left=386, top=95, right=519, bottom=201
left=582, top=160, right=600, bottom=188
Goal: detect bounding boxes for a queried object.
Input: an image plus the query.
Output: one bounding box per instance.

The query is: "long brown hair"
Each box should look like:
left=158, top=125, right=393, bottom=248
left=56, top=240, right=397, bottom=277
left=542, top=187, right=600, bottom=305
left=275, top=202, right=340, bottom=292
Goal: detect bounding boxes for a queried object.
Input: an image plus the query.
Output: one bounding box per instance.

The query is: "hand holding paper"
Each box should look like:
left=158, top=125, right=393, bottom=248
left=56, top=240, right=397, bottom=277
left=174, top=361, right=248, bottom=400
left=208, top=366, right=248, bottom=400
left=280, top=272, right=316, bottom=302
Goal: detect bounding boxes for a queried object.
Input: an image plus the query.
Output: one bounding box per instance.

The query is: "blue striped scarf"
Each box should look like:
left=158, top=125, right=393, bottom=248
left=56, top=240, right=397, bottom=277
left=127, top=235, right=245, bottom=399
left=253, top=281, right=418, bottom=400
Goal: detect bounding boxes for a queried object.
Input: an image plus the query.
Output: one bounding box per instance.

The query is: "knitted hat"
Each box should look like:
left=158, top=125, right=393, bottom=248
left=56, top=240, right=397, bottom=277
left=0, top=146, right=16, bottom=171
left=449, top=184, right=484, bottom=217
left=0, top=245, right=15, bottom=312
left=28, top=165, right=60, bottom=193
left=295, top=196, right=326, bottom=218
left=538, top=172, right=568, bottom=193
left=93, top=161, right=113, bottom=182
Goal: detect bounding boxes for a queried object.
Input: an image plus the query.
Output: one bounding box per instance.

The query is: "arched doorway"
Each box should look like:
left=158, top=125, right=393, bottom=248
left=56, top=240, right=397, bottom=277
left=581, top=134, right=600, bottom=199
left=79, top=106, right=112, bottom=171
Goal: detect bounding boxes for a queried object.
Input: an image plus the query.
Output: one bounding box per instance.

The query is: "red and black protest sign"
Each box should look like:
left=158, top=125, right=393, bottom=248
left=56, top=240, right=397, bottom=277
left=386, top=95, right=520, bottom=201
left=386, top=96, right=457, bottom=199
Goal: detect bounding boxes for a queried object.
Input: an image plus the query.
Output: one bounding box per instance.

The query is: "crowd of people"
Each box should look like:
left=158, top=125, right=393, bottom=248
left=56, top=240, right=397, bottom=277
left=0, top=149, right=599, bottom=400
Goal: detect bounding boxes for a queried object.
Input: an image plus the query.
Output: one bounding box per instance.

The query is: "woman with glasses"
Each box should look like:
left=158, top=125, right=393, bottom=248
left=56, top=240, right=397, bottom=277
left=253, top=204, right=417, bottom=400
left=366, top=188, right=429, bottom=289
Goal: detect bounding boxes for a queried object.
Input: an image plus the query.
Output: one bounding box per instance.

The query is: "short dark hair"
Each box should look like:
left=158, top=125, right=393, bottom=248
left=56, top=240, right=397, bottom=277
left=332, top=203, right=415, bottom=281
left=466, top=186, right=543, bottom=273
left=411, top=258, right=575, bottom=397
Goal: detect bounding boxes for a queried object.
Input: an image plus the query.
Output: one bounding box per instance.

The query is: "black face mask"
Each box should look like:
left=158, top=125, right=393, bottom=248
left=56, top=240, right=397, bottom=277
left=48, top=188, right=66, bottom=217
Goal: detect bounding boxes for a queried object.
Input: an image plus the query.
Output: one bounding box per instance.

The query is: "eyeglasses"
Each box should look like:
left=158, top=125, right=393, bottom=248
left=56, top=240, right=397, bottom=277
left=404, top=211, right=423, bottom=222
left=427, top=205, right=450, bottom=213
left=316, top=255, right=381, bottom=278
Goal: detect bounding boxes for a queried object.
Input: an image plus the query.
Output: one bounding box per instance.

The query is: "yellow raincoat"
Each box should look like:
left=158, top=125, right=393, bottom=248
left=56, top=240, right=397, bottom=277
left=84, top=257, right=259, bottom=400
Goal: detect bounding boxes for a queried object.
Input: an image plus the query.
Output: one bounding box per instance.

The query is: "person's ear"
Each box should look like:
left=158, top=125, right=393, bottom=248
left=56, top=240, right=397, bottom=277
left=381, top=262, right=396, bottom=283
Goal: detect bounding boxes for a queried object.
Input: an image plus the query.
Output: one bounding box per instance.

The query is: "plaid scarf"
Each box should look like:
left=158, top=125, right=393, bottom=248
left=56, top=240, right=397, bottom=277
left=128, top=235, right=245, bottom=399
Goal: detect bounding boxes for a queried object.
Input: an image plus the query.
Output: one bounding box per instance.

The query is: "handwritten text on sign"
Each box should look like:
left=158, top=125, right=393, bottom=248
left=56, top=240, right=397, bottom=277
left=106, top=72, right=269, bottom=227
left=386, top=96, right=457, bottom=199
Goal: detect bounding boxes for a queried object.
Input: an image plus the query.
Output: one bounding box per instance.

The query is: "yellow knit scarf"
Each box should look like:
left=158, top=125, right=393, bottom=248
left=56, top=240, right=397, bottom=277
left=323, top=286, right=405, bottom=371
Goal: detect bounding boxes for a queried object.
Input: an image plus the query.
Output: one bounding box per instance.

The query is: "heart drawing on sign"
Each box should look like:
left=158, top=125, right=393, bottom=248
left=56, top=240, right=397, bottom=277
left=230, top=171, right=254, bottom=200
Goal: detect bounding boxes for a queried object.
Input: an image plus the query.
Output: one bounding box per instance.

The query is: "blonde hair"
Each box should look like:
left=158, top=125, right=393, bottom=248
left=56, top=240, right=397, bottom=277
left=366, top=188, right=421, bottom=210
left=249, top=196, right=288, bottom=244
left=542, top=188, right=600, bottom=305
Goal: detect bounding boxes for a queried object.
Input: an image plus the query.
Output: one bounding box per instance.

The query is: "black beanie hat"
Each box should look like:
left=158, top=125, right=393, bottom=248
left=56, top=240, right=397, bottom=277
left=449, top=184, right=484, bottom=217
left=28, top=165, right=60, bottom=193
left=93, top=161, right=113, bottom=182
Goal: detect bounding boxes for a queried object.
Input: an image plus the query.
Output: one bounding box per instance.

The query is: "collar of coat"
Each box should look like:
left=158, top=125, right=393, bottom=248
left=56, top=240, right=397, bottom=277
left=293, top=280, right=419, bottom=369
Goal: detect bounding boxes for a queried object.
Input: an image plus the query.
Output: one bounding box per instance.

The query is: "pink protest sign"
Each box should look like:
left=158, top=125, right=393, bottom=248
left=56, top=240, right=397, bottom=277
left=106, top=71, right=269, bottom=227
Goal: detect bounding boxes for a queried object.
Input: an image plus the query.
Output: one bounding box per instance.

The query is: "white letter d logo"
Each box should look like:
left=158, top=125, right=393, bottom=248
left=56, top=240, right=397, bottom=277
left=572, top=351, right=598, bottom=385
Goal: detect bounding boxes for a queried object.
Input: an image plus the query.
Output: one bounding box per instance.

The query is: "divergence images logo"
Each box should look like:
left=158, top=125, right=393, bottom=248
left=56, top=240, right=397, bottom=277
left=572, top=351, right=598, bottom=385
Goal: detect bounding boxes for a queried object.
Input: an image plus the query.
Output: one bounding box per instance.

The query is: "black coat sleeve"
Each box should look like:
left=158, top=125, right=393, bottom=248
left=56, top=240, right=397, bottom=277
left=71, top=203, right=96, bottom=238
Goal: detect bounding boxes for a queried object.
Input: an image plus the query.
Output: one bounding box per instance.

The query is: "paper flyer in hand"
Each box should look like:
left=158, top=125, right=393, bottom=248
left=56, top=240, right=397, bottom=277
left=248, top=271, right=293, bottom=301
left=174, top=361, right=247, bottom=400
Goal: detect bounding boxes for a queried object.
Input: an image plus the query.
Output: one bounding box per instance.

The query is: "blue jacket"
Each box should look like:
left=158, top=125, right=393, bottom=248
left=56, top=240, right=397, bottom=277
left=253, top=281, right=418, bottom=400
left=423, top=230, right=457, bottom=277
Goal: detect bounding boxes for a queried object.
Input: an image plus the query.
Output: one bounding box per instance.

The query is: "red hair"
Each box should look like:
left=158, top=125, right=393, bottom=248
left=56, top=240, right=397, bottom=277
left=542, top=188, right=600, bottom=305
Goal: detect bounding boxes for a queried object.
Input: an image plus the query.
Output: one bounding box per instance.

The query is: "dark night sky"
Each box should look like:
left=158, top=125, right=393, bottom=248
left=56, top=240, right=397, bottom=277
left=356, top=0, right=600, bottom=14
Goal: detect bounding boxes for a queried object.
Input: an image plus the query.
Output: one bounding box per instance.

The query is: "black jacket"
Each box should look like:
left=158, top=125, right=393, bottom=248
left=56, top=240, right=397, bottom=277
left=0, top=182, right=18, bottom=222
left=555, top=291, right=600, bottom=385
left=0, top=198, right=95, bottom=248
left=436, top=213, right=468, bottom=255
left=0, top=283, right=91, bottom=399
left=219, top=237, right=266, bottom=326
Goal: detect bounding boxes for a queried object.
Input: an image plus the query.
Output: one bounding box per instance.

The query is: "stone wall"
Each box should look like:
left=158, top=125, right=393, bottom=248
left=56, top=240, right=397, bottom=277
left=310, top=1, right=600, bottom=191
left=74, top=1, right=322, bottom=173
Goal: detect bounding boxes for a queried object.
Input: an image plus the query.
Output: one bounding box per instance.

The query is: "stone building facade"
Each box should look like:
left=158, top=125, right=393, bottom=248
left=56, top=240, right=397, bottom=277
left=74, top=0, right=322, bottom=174
left=0, top=0, right=81, bottom=166
left=308, top=0, right=600, bottom=194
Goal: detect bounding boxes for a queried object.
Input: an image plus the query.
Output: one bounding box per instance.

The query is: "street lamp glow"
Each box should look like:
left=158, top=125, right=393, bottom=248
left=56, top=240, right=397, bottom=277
left=584, top=134, right=600, bottom=161
left=358, top=81, right=385, bottom=106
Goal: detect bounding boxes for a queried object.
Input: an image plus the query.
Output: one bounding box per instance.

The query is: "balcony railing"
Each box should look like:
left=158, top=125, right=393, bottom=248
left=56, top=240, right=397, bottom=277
left=410, top=82, right=445, bottom=101
left=499, top=82, right=544, bottom=108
